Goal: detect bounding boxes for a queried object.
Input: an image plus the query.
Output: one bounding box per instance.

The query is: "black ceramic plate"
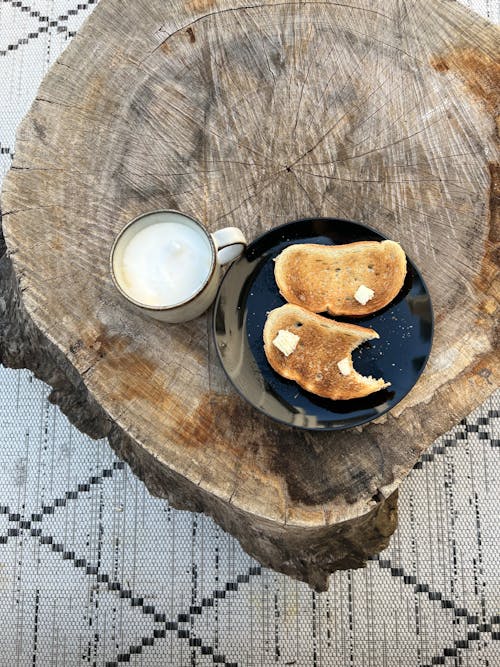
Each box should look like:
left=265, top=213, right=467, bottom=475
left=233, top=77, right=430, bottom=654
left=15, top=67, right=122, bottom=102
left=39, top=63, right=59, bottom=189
left=213, top=218, right=433, bottom=431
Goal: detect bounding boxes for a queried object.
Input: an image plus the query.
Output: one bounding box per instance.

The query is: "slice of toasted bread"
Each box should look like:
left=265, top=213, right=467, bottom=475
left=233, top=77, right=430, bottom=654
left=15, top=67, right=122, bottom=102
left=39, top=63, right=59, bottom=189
left=263, top=304, right=390, bottom=400
left=274, top=240, right=406, bottom=316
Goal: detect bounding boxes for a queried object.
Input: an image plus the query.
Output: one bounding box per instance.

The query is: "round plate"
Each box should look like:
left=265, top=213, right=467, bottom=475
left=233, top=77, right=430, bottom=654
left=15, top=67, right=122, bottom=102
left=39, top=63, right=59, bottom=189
left=213, top=218, right=433, bottom=431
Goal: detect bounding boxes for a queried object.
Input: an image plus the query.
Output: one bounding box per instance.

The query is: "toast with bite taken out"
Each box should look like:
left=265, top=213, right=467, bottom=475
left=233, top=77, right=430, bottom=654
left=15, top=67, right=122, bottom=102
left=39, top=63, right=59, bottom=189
left=263, top=304, right=390, bottom=401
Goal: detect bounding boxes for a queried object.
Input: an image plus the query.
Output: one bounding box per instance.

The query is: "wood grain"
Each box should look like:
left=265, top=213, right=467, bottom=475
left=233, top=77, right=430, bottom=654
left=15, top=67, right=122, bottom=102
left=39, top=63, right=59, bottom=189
left=1, top=0, right=498, bottom=589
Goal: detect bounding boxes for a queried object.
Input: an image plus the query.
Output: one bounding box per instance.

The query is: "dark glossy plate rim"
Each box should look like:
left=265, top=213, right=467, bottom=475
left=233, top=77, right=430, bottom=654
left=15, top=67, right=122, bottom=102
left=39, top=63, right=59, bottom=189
left=212, top=217, right=434, bottom=431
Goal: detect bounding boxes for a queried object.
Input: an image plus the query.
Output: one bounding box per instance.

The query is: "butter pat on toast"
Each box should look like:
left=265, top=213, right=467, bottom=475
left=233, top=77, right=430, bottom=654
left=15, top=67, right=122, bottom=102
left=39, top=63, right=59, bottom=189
left=263, top=304, right=390, bottom=400
left=274, top=240, right=406, bottom=316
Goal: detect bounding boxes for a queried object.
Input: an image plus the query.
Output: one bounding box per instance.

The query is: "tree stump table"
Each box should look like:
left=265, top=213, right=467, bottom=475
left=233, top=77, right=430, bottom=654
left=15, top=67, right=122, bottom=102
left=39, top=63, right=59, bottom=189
left=0, top=0, right=498, bottom=591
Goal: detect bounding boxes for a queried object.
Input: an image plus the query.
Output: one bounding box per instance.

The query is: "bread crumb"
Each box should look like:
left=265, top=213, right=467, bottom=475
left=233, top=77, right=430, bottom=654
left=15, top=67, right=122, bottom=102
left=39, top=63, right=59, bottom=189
left=272, top=329, right=300, bottom=356
left=354, top=284, right=375, bottom=305
left=337, top=357, right=351, bottom=376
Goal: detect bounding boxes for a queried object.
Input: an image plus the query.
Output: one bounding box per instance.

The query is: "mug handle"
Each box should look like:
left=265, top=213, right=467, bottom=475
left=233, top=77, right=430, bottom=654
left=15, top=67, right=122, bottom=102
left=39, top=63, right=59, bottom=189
left=211, top=227, right=247, bottom=265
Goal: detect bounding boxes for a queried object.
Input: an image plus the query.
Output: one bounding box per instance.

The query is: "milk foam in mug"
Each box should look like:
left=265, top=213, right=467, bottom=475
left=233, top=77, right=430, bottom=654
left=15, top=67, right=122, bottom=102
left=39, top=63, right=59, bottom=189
left=110, top=210, right=247, bottom=323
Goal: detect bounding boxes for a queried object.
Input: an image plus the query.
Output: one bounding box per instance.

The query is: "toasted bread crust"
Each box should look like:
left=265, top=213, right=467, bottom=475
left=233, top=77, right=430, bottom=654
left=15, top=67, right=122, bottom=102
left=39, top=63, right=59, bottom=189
left=274, top=240, right=407, bottom=316
left=263, top=304, right=390, bottom=400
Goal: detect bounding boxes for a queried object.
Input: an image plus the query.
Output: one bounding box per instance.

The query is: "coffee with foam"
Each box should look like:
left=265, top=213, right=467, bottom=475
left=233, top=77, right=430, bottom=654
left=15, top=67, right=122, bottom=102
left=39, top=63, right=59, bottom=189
left=110, top=210, right=246, bottom=323
left=114, top=221, right=213, bottom=307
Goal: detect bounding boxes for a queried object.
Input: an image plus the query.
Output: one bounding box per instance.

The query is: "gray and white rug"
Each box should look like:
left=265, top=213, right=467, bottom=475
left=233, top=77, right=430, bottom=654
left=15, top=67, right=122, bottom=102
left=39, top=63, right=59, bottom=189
left=0, top=2, right=499, bottom=665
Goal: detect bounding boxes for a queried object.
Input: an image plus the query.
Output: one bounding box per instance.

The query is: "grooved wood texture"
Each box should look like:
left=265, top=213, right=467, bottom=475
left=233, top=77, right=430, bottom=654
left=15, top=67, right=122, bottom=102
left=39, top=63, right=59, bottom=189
left=1, top=0, right=498, bottom=588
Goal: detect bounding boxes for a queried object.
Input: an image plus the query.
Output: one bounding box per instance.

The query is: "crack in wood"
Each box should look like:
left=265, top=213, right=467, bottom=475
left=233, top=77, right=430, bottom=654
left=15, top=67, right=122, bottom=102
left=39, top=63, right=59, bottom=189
left=154, top=1, right=397, bottom=49
left=214, top=170, right=284, bottom=223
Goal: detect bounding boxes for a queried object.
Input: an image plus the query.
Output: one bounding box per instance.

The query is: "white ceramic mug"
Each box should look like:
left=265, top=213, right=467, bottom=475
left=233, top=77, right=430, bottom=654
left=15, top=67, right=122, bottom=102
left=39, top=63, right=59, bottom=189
left=110, top=210, right=247, bottom=323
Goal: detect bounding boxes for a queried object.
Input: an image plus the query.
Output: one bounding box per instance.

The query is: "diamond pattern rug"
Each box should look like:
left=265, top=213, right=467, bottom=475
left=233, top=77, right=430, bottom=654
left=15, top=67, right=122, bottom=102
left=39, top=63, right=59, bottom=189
left=0, top=2, right=499, bottom=665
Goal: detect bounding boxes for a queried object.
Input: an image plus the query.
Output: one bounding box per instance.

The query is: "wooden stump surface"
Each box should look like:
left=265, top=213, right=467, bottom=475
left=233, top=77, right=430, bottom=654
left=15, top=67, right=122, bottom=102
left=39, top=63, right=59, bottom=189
left=1, top=0, right=499, bottom=588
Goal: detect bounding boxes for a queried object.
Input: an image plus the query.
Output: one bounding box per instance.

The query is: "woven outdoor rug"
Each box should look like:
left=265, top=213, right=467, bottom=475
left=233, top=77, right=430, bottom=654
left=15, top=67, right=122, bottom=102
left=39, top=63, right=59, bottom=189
left=0, top=1, right=499, bottom=665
